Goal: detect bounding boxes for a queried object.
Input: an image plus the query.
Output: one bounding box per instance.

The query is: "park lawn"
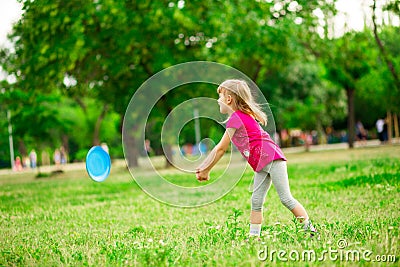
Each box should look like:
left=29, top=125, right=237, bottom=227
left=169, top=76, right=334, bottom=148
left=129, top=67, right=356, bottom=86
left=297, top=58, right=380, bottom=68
left=0, top=145, right=399, bottom=266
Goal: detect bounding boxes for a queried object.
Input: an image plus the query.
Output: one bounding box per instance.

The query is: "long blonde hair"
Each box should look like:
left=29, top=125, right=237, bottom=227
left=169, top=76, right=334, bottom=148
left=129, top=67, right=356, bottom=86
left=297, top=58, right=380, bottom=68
left=217, top=79, right=268, bottom=126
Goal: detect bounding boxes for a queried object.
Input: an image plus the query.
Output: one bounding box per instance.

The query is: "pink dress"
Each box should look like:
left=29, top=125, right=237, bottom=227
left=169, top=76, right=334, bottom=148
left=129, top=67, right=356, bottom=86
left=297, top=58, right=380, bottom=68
left=226, top=110, right=286, bottom=172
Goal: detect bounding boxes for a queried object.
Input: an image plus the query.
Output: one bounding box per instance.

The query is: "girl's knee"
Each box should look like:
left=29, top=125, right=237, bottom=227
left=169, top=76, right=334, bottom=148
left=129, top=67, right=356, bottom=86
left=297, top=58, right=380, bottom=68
left=280, top=196, right=297, bottom=210
left=251, top=195, right=264, bottom=212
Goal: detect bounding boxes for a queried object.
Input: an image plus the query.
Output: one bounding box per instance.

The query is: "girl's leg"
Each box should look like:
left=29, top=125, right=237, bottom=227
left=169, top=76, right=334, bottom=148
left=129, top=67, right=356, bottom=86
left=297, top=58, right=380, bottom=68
left=251, top=168, right=272, bottom=223
left=269, top=160, right=310, bottom=224
left=250, top=210, right=263, bottom=224
left=249, top=166, right=272, bottom=236
left=290, top=203, right=309, bottom=222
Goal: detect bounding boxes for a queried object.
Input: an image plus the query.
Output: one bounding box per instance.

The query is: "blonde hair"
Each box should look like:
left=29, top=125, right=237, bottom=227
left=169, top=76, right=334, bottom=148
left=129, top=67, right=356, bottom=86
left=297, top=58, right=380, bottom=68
left=217, top=79, right=268, bottom=126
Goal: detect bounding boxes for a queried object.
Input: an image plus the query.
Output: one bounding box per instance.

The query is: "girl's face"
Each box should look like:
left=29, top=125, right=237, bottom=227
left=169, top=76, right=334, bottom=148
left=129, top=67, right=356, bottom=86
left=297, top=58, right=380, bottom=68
left=217, top=89, right=233, bottom=114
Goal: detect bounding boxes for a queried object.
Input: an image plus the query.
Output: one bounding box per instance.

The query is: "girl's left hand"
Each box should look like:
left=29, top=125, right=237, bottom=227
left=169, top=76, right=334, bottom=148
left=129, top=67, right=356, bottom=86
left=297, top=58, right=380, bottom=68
left=196, top=168, right=210, bottom=182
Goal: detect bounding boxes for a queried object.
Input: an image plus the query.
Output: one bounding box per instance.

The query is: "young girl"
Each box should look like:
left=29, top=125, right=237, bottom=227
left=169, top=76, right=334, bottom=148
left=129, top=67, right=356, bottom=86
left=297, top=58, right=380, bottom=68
left=196, top=79, right=317, bottom=238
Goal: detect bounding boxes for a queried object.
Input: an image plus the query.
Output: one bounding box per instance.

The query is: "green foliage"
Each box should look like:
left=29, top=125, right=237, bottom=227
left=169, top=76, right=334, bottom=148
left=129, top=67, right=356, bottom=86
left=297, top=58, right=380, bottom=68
left=384, top=0, right=400, bottom=16
left=325, top=31, right=374, bottom=90
left=57, top=97, right=121, bottom=161
left=356, top=26, right=400, bottom=115
left=0, top=112, right=10, bottom=168
left=275, top=61, right=346, bottom=130
left=0, top=0, right=399, bottom=164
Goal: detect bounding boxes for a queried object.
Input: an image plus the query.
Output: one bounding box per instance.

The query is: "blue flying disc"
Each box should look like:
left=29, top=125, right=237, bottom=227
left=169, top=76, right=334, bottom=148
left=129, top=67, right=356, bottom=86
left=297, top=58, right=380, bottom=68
left=85, top=146, right=111, bottom=182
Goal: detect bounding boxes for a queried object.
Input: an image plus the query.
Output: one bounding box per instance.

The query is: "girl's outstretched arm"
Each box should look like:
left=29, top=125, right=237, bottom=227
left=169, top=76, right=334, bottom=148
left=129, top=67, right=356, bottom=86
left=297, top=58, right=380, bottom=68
left=196, top=128, right=236, bottom=181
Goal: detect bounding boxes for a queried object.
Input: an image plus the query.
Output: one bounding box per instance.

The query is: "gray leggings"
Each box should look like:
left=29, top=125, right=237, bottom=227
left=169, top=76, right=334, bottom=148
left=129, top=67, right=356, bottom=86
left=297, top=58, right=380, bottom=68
left=251, top=160, right=298, bottom=212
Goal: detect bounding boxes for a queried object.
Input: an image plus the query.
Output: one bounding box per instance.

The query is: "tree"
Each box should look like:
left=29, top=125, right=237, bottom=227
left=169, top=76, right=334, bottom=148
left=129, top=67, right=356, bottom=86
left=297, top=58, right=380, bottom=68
left=1, top=0, right=209, bottom=167
left=3, top=0, right=397, bottom=169
left=372, top=0, right=400, bottom=91
left=0, top=78, right=69, bottom=171
left=325, top=31, right=373, bottom=148
left=0, top=1, right=131, bottom=148
left=276, top=61, right=346, bottom=132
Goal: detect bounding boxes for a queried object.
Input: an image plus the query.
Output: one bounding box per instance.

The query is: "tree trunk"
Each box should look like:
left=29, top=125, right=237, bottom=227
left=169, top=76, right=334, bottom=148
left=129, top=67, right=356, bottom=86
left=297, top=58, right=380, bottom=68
left=387, top=111, right=393, bottom=143
left=125, top=133, right=139, bottom=167
left=162, top=105, right=174, bottom=168
left=18, top=139, right=27, bottom=157
left=122, top=114, right=139, bottom=167
left=252, top=62, right=262, bottom=82
left=164, top=144, right=174, bottom=168
left=347, top=88, right=355, bottom=148
left=93, top=104, right=108, bottom=146
left=394, top=113, right=399, bottom=142
left=62, top=135, right=69, bottom=162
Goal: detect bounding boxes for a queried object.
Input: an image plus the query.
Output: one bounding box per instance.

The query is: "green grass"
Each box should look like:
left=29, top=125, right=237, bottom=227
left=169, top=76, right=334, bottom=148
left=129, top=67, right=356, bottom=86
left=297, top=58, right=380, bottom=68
left=1, top=146, right=399, bottom=266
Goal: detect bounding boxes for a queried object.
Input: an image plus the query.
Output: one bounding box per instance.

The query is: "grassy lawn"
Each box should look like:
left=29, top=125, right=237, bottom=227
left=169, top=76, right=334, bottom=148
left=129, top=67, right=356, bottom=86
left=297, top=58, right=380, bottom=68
left=1, top=145, right=399, bottom=266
